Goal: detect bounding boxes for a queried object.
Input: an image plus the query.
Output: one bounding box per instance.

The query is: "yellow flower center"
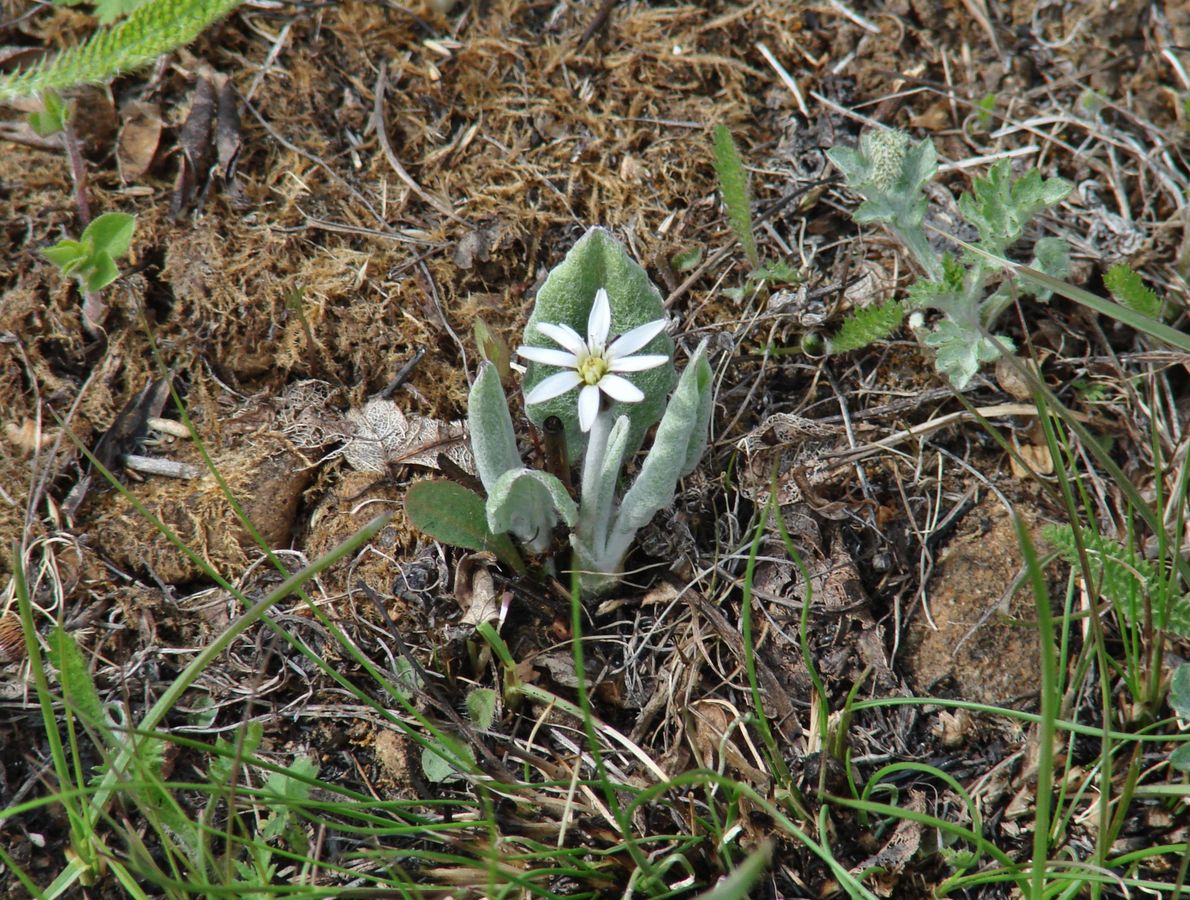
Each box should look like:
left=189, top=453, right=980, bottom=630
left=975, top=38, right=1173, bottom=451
left=578, top=354, right=608, bottom=386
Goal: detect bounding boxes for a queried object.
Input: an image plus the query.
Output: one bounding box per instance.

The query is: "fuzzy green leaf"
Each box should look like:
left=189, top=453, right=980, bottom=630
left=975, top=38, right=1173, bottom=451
left=0, top=0, right=243, bottom=100
left=521, top=227, right=674, bottom=463
left=922, top=319, right=1009, bottom=390
left=82, top=211, right=135, bottom=257
left=1171, top=665, right=1190, bottom=720
left=485, top=467, right=577, bottom=553
left=421, top=733, right=475, bottom=784
left=711, top=124, right=759, bottom=270
left=473, top=318, right=511, bottom=385
left=406, top=480, right=525, bottom=574
left=465, top=688, right=498, bottom=731
left=671, top=247, right=702, bottom=273
left=827, top=300, right=905, bottom=353
left=1104, top=263, right=1162, bottom=319
left=958, top=160, right=1071, bottom=252
left=1171, top=743, right=1190, bottom=773
left=1019, top=237, right=1071, bottom=301
left=615, top=341, right=713, bottom=536
left=468, top=362, right=522, bottom=493
left=49, top=626, right=114, bottom=749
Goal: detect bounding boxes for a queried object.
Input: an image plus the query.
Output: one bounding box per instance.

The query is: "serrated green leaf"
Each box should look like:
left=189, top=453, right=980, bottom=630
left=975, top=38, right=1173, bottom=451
left=1170, top=665, right=1190, bottom=719
left=421, top=733, right=475, bottom=783
left=49, top=626, right=114, bottom=749
left=82, top=212, right=135, bottom=257
left=0, top=0, right=243, bottom=100
left=711, top=124, right=759, bottom=270
left=827, top=300, right=904, bottom=353
left=263, top=756, right=317, bottom=804
left=922, top=319, right=1008, bottom=389
left=1171, top=743, right=1190, bottom=773
left=465, top=688, right=498, bottom=731
left=468, top=362, right=522, bottom=493
left=1039, top=524, right=1190, bottom=634
left=959, top=160, right=1071, bottom=251
left=521, top=227, right=674, bottom=463
left=406, top=480, right=525, bottom=574
left=1104, top=263, right=1162, bottom=319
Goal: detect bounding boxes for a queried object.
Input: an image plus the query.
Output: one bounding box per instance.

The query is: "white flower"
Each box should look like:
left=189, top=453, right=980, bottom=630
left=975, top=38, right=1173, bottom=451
left=517, top=287, right=669, bottom=432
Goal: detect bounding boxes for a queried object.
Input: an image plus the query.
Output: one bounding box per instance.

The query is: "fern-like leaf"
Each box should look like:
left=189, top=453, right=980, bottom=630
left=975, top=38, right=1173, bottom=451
left=827, top=299, right=904, bottom=353
left=711, top=124, right=760, bottom=271
left=1104, top=263, right=1162, bottom=319
left=1043, top=523, right=1189, bottom=635
left=0, top=0, right=242, bottom=101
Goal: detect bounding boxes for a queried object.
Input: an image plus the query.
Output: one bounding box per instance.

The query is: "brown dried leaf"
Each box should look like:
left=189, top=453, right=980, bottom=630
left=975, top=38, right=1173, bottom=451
left=736, top=412, right=843, bottom=505
left=341, top=398, right=473, bottom=473
left=454, top=553, right=500, bottom=628
left=688, top=700, right=771, bottom=788
left=117, top=100, right=163, bottom=182
left=171, top=76, right=215, bottom=216
left=214, top=76, right=241, bottom=177
left=5, top=418, right=57, bottom=454
left=854, top=788, right=925, bottom=887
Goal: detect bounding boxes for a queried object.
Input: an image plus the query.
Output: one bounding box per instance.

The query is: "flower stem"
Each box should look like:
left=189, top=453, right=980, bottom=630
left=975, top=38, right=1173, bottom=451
left=579, top=405, right=614, bottom=558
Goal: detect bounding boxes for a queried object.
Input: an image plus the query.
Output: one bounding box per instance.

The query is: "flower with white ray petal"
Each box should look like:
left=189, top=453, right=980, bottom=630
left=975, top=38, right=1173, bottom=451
left=517, top=287, right=669, bottom=432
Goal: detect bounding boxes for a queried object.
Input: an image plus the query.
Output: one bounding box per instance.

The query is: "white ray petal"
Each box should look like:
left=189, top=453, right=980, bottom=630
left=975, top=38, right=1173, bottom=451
left=535, top=322, right=586, bottom=357
left=587, top=288, right=612, bottom=350
left=598, top=374, right=645, bottom=403
left=516, top=345, right=578, bottom=368
left=577, top=384, right=602, bottom=431
left=525, top=370, right=581, bottom=404
left=607, top=318, right=667, bottom=358
left=608, top=353, right=669, bottom=372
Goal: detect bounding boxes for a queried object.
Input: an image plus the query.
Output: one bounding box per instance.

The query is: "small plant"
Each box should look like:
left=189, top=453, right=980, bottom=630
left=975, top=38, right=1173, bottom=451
left=827, top=130, right=1073, bottom=389
left=407, top=227, right=714, bottom=595
left=43, top=211, right=136, bottom=294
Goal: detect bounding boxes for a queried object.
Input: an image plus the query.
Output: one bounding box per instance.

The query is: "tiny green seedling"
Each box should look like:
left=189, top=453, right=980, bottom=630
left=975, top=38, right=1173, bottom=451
left=827, top=131, right=1072, bottom=389
left=406, top=227, right=715, bottom=595
left=43, top=211, right=136, bottom=294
